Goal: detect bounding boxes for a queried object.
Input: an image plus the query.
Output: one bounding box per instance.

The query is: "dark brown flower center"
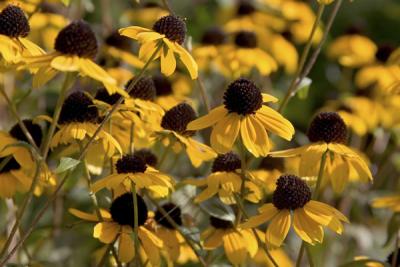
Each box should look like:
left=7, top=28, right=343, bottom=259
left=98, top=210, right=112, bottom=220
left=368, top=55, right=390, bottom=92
left=126, top=76, right=156, bottom=101
left=272, top=174, right=311, bottom=210
left=210, top=216, right=234, bottom=229
left=201, top=27, right=227, bottom=45
left=307, top=112, right=347, bottom=144
left=55, top=20, right=98, bottom=58
left=0, top=5, right=30, bottom=38
left=236, top=1, right=256, bottom=16
left=152, top=15, right=186, bottom=45
left=110, top=193, right=148, bottom=228
left=9, top=120, right=43, bottom=147
left=154, top=203, right=182, bottom=229
left=259, top=157, right=285, bottom=172
left=161, top=103, right=197, bottom=136
left=212, top=152, right=241, bottom=173
left=234, top=31, right=257, bottom=48
left=94, top=88, right=121, bottom=105
left=223, top=78, right=262, bottom=115
left=133, top=149, right=158, bottom=167
left=152, top=74, right=173, bottom=96
left=116, top=154, right=147, bottom=174
left=58, top=92, right=99, bottom=124
left=375, top=44, right=394, bottom=63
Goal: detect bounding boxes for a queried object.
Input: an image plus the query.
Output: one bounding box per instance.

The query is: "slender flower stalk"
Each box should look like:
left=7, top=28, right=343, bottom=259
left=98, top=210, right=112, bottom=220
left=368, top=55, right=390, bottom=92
left=278, top=4, right=325, bottom=113
left=295, top=151, right=328, bottom=266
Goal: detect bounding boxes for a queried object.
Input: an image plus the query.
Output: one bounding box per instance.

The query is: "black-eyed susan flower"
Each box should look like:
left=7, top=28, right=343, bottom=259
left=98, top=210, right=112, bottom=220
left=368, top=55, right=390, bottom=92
left=0, top=120, right=56, bottom=196
left=201, top=216, right=258, bottom=265
left=271, top=112, right=373, bottom=193
left=372, top=194, right=400, bottom=212
left=241, top=174, right=348, bottom=248
left=0, top=5, right=44, bottom=68
left=153, top=203, right=197, bottom=265
left=51, top=91, right=122, bottom=167
left=327, top=31, right=377, bottom=68
left=187, top=78, right=294, bottom=157
left=91, top=154, right=174, bottom=198
left=0, top=156, right=32, bottom=198
left=219, top=31, right=278, bottom=77
left=69, top=193, right=163, bottom=264
left=155, top=103, right=217, bottom=167
left=185, top=152, right=263, bottom=204
left=119, top=15, right=198, bottom=79
left=103, top=31, right=144, bottom=69
left=26, top=20, right=124, bottom=95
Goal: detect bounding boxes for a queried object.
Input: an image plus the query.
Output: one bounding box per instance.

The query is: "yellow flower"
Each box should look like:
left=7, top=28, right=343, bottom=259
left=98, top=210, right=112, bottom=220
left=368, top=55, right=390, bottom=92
left=250, top=157, right=285, bottom=194
left=372, top=195, right=400, bottom=212
left=0, top=120, right=56, bottom=196
left=0, top=5, right=44, bottom=69
left=271, top=112, right=372, bottom=193
left=327, top=33, right=377, bottom=68
left=218, top=31, right=278, bottom=77
left=185, top=152, right=263, bottom=204
left=92, top=154, right=174, bottom=198
left=50, top=92, right=122, bottom=163
left=25, top=20, right=124, bottom=95
left=122, top=2, right=169, bottom=28
left=152, top=203, right=198, bottom=265
left=187, top=78, right=294, bottom=157
left=0, top=156, right=32, bottom=198
left=69, top=193, right=163, bottom=264
left=119, top=15, right=198, bottom=79
left=202, top=216, right=258, bottom=265
left=155, top=103, right=217, bottom=167
left=241, top=174, right=348, bottom=248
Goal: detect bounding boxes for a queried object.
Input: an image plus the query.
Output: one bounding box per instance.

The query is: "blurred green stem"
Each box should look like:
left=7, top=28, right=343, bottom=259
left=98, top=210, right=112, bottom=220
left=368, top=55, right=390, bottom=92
left=393, top=232, right=399, bottom=267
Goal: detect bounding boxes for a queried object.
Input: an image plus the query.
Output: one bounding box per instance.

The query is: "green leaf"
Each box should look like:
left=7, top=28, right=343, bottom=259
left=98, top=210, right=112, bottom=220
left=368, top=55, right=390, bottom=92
left=297, top=77, right=312, bottom=99
left=384, top=212, right=400, bottom=246
left=200, top=198, right=235, bottom=222
left=55, top=157, right=81, bottom=174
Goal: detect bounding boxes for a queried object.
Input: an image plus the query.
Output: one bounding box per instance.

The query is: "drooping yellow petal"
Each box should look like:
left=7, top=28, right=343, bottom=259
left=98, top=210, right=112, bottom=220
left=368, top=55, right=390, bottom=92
left=240, top=229, right=258, bottom=257
left=118, top=232, right=135, bottom=263
left=79, top=58, right=116, bottom=85
left=256, top=106, right=295, bottom=141
left=119, top=26, right=152, bottom=40
left=240, top=115, right=269, bottom=157
left=241, top=203, right=279, bottom=228
left=223, top=231, right=247, bottom=265
left=160, top=44, right=176, bottom=76
left=51, top=55, right=80, bottom=72
left=93, top=222, right=119, bottom=243
left=202, top=228, right=224, bottom=249
left=173, top=42, right=198, bottom=79
left=69, top=208, right=100, bottom=222
left=266, top=210, right=291, bottom=248
left=210, top=113, right=241, bottom=154
left=293, top=208, right=323, bottom=245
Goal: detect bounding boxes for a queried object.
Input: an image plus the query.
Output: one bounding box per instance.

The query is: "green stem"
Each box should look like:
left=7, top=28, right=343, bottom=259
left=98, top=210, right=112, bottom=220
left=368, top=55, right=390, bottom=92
left=0, top=156, right=12, bottom=173
left=196, top=78, right=211, bottom=112
left=0, top=43, right=162, bottom=266
left=278, top=4, right=325, bottom=113
left=82, top=157, right=103, bottom=221
left=392, top=232, right=399, bottom=267
left=41, top=73, right=75, bottom=160
left=236, top=140, right=247, bottom=226
left=145, top=192, right=207, bottom=267
left=296, top=151, right=328, bottom=266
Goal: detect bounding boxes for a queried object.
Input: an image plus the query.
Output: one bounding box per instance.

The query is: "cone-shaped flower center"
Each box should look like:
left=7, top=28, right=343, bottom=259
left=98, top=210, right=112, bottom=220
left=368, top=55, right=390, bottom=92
left=210, top=216, right=234, bottom=229
left=236, top=1, right=256, bottom=16
left=259, top=157, right=285, bottom=171
left=0, top=5, right=30, bottom=38
left=58, top=92, right=99, bottom=124
left=152, top=15, right=186, bottom=45
left=94, top=88, right=121, bottom=105
left=154, top=203, right=182, bottom=229
left=133, top=149, right=158, bottom=167
left=110, top=193, right=148, bottom=228
left=125, top=76, right=156, bottom=101
left=211, top=152, right=241, bottom=173
left=116, top=154, right=147, bottom=174
left=161, top=103, right=197, bottom=136
left=0, top=157, right=21, bottom=174
left=152, top=74, right=173, bottom=96
left=307, top=112, right=347, bottom=144
left=234, top=31, right=257, bottom=48
left=105, top=31, right=132, bottom=52
left=272, top=174, right=311, bottom=210
left=55, top=20, right=98, bottom=58
left=223, top=78, right=262, bottom=115
left=201, top=27, right=227, bottom=45
left=375, top=44, right=394, bottom=63
left=9, top=120, right=42, bottom=147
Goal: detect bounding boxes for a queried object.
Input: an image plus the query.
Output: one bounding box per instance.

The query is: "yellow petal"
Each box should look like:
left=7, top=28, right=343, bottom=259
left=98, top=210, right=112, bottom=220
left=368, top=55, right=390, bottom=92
left=69, top=208, right=99, bottom=222
left=210, top=113, right=240, bottom=154
left=51, top=55, right=80, bottom=72
left=187, top=106, right=228, bottom=130
left=173, top=42, right=198, bottom=79
left=79, top=58, right=116, bottom=85
left=266, top=210, right=291, bottom=248
left=223, top=231, right=247, bottom=265
left=256, top=106, right=295, bottom=141
left=160, top=45, right=176, bottom=76
left=118, top=233, right=135, bottom=263
left=293, top=209, right=324, bottom=245
left=241, top=203, right=278, bottom=228
left=93, top=222, right=119, bottom=243
left=241, top=116, right=269, bottom=157
left=119, top=26, right=151, bottom=39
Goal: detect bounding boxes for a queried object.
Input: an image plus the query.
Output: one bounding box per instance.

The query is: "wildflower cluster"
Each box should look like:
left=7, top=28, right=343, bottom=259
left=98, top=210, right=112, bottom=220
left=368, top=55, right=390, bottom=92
left=0, top=1, right=398, bottom=267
